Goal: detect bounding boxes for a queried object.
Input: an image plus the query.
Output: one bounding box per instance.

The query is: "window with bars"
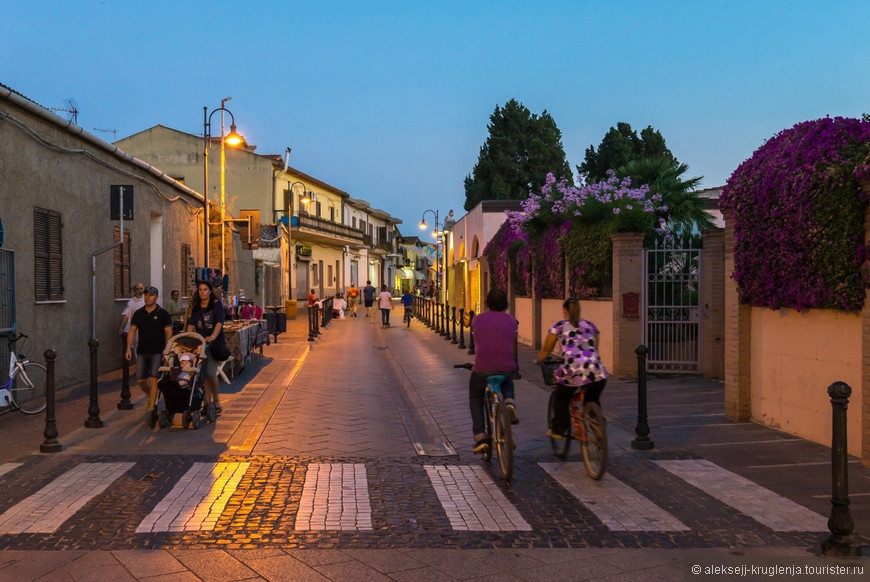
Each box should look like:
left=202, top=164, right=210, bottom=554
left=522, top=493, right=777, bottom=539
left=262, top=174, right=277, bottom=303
left=33, top=207, right=63, bottom=301
left=114, top=226, right=131, bottom=299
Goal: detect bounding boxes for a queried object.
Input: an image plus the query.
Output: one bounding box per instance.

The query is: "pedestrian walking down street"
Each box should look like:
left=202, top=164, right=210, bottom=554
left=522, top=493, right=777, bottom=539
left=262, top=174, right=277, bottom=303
left=536, top=297, right=608, bottom=440
left=126, top=286, right=172, bottom=414
left=363, top=280, right=376, bottom=318
left=187, top=280, right=228, bottom=416
left=119, top=283, right=145, bottom=360
left=166, top=289, right=185, bottom=334
left=347, top=283, right=360, bottom=317
left=378, top=284, right=393, bottom=327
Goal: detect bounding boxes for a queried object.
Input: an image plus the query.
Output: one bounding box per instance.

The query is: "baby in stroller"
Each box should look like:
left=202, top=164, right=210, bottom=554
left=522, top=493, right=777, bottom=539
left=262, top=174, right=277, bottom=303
left=152, top=332, right=218, bottom=430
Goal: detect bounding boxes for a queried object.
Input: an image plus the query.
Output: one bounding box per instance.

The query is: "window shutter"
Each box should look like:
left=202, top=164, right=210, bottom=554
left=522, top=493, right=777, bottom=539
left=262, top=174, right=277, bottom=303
left=34, top=208, right=49, bottom=301
left=114, top=226, right=131, bottom=298
left=47, top=210, right=63, bottom=300
left=180, top=243, right=191, bottom=296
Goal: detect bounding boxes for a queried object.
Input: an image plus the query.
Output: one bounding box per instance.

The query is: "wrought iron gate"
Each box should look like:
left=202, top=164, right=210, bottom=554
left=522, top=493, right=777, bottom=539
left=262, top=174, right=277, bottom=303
left=642, top=238, right=701, bottom=373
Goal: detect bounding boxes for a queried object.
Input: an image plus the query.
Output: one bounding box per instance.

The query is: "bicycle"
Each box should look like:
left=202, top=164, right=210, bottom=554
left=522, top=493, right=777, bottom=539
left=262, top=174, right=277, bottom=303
left=455, top=363, right=514, bottom=482
left=540, top=356, right=607, bottom=479
left=0, top=333, right=47, bottom=415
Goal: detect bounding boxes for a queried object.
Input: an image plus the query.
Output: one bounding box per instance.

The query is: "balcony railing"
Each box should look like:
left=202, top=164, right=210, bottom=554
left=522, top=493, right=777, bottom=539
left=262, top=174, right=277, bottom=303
left=293, top=214, right=364, bottom=242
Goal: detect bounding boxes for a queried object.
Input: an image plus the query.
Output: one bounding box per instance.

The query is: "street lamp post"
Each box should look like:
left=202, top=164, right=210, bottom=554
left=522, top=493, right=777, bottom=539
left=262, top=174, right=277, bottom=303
left=202, top=98, right=244, bottom=272
left=419, top=210, right=442, bottom=303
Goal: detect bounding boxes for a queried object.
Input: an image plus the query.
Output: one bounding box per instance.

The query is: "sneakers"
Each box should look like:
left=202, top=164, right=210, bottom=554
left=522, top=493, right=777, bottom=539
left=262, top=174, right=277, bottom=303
left=473, top=440, right=491, bottom=454
left=546, top=429, right=565, bottom=440
left=506, top=403, right=519, bottom=425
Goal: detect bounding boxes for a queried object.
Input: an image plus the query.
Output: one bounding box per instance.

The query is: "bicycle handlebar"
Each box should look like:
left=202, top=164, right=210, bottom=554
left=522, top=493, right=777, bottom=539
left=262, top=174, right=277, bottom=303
left=7, top=333, right=26, bottom=344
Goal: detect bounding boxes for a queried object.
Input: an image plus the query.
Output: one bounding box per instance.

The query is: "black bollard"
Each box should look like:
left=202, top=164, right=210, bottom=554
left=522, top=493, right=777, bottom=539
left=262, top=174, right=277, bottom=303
left=308, top=305, right=316, bottom=341
left=118, top=332, right=133, bottom=410
left=821, top=381, right=863, bottom=556
left=451, top=306, right=458, bottom=344
left=467, top=310, right=476, bottom=355
left=458, top=308, right=466, bottom=349
left=40, top=349, right=62, bottom=453
left=443, top=302, right=451, bottom=338
left=84, top=338, right=103, bottom=428
left=631, top=345, right=654, bottom=450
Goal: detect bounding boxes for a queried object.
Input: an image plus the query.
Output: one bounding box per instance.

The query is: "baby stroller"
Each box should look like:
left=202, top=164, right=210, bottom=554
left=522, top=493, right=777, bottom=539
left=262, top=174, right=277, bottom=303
left=153, top=332, right=217, bottom=429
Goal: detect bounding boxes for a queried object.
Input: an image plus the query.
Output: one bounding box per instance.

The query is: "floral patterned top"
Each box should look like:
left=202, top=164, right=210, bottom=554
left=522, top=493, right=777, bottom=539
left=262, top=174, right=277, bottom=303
left=548, top=319, right=608, bottom=387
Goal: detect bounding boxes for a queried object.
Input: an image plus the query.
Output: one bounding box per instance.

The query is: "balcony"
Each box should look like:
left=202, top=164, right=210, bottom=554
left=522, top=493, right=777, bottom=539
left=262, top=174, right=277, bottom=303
left=291, top=214, right=364, bottom=245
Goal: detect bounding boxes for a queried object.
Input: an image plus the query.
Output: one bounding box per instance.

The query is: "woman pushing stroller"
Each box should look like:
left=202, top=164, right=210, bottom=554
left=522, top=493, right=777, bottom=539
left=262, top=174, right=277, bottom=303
left=187, top=280, right=228, bottom=415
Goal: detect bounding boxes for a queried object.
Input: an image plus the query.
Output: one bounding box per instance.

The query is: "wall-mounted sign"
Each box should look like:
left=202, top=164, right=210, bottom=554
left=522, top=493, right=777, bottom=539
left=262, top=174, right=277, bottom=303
left=622, top=292, right=639, bottom=319
left=110, top=185, right=134, bottom=220
left=296, top=244, right=312, bottom=257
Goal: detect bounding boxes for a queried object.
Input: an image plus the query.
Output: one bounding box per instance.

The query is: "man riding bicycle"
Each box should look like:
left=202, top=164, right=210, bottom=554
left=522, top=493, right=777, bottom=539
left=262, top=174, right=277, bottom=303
left=469, top=287, right=519, bottom=454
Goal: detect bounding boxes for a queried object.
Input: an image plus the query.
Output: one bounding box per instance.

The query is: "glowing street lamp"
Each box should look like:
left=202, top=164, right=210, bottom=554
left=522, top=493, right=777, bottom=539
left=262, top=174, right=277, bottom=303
left=202, top=97, right=245, bottom=273
left=420, top=209, right=443, bottom=301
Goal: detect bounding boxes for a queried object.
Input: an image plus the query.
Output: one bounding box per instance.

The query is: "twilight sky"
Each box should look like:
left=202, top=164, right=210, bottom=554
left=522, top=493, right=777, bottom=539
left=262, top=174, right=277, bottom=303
left=3, top=0, right=869, bottom=239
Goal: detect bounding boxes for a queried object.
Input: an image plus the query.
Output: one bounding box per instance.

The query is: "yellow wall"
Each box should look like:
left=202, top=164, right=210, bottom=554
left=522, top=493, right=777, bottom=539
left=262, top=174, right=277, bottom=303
left=750, top=307, right=863, bottom=456
left=516, top=298, right=534, bottom=346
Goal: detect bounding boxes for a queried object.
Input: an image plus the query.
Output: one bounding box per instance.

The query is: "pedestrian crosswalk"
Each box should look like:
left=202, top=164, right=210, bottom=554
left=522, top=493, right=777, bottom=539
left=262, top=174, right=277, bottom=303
left=0, top=457, right=830, bottom=539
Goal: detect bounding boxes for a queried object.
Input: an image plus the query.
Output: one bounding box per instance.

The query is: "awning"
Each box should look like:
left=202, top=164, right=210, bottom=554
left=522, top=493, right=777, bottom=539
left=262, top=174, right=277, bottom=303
left=397, top=269, right=414, bottom=279
left=414, top=271, right=425, bottom=279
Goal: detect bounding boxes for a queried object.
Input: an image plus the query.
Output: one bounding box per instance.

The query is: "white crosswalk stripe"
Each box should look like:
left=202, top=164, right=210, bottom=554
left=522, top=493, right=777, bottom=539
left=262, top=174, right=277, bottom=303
left=0, top=462, right=134, bottom=533
left=295, top=463, right=372, bottom=530
left=540, top=462, right=690, bottom=531
left=655, top=459, right=828, bottom=531
left=136, top=462, right=250, bottom=533
left=425, top=465, right=531, bottom=531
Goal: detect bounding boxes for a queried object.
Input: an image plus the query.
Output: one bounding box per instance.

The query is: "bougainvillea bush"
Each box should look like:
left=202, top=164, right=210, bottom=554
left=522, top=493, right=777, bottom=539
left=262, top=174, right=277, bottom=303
left=490, top=172, right=665, bottom=298
left=719, top=117, right=870, bottom=312
left=483, top=221, right=528, bottom=295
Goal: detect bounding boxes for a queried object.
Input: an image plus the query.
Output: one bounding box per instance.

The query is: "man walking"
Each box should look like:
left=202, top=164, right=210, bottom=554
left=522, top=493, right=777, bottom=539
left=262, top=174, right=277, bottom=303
left=126, top=286, right=172, bottom=415
left=362, top=280, right=376, bottom=318
left=119, top=283, right=145, bottom=360
left=347, top=283, right=360, bottom=317
left=166, top=289, right=185, bottom=334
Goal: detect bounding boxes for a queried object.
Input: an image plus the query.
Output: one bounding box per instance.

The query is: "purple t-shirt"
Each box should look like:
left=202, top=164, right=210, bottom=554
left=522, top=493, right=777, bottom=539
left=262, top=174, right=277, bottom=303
left=471, top=311, right=518, bottom=373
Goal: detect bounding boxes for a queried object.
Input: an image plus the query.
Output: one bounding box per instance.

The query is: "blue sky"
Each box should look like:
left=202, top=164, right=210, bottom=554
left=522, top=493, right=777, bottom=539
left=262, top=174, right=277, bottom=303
left=3, top=0, right=870, bottom=237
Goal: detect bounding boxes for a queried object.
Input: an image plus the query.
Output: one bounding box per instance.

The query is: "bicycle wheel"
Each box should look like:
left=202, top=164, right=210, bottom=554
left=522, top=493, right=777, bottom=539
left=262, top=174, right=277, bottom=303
left=11, top=362, right=47, bottom=414
left=581, top=402, right=608, bottom=479
left=481, top=391, right=494, bottom=462
left=493, top=401, right=513, bottom=481
left=547, top=391, right=571, bottom=458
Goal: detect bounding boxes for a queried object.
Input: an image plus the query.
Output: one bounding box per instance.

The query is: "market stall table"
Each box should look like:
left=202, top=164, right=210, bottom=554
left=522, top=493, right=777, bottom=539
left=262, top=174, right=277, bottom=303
left=222, top=319, right=269, bottom=378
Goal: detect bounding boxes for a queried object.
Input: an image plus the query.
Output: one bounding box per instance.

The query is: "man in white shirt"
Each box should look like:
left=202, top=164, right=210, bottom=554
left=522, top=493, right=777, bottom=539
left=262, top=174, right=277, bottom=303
left=119, top=283, right=145, bottom=359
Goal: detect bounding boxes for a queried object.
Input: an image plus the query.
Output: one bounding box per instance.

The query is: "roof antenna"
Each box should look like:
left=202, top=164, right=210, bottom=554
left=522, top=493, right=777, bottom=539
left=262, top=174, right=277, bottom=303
left=47, top=98, right=78, bottom=124
left=93, top=128, right=117, bottom=142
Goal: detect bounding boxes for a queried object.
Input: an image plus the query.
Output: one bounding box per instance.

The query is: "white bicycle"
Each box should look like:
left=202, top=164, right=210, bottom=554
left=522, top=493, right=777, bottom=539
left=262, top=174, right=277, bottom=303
left=0, top=333, right=47, bottom=415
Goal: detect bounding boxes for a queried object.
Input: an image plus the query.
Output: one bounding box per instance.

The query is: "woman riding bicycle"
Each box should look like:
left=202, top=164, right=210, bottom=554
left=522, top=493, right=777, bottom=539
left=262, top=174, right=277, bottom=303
left=535, top=297, right=607, bottom=440
left=469, top=287, right=519, bottom=454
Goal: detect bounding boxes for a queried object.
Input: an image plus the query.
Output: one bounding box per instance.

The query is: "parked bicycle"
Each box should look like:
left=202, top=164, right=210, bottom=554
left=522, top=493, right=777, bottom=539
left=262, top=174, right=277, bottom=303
left=455, top=363, right=514, bottom=482
left=540, top=356, right=607, bottom=479
left=0, top=333, right=47, bottom=415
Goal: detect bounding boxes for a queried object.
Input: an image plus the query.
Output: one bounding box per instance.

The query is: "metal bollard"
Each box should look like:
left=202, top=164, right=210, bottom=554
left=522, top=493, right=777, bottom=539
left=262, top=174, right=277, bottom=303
left=444, top=302, right=451, bottom=340
left=451, top=306, right=458, bottom=344
left=458, top=308, right=466, bottom=349
left=40, top=349, right=62, bottom=453
left=821, top=382, right=862, bottom=556
left=467, top=310, right=476, bottom=355
left=84, top=338, right=103, bottom=428
left=631, top=345, right=654, bottom=450
left=118, top=332, right=133, bottom=410
left=308, top=305, right=316, bottom=341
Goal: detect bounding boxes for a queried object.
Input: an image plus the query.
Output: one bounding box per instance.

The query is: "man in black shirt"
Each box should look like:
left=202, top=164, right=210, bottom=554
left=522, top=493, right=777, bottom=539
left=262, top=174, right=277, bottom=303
left=126, top=286, right=172, bottom=413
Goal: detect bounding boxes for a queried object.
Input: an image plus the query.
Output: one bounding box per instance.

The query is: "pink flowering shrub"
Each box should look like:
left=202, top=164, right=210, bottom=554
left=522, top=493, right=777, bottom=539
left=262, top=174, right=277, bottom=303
left=495, top=172, right=664, bottom=298
left=720, top=117, right=870, bottom=311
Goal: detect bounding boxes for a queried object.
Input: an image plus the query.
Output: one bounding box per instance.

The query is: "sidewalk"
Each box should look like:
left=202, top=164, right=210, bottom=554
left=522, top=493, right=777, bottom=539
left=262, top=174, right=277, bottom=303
left=0, top=308, right=868, bottom=581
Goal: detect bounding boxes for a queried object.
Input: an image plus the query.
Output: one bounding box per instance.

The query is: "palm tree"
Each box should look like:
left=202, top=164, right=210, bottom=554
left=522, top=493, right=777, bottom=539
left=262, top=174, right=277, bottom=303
left=616, top=157, right=714, bottom=235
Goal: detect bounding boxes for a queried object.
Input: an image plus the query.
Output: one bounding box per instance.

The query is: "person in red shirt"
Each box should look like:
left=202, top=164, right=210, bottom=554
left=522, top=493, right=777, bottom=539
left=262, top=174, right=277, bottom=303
left=308, top=289, right=316, bottom=306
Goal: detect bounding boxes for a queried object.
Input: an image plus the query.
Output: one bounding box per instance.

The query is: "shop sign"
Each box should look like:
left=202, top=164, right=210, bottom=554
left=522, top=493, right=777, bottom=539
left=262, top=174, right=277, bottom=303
left=296, top=244, right=312, bottom=257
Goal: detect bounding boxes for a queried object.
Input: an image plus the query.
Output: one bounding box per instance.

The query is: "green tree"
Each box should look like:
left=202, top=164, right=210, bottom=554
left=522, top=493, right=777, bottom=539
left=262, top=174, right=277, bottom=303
left=578, top=122, right=676, bottom=184
left=616, top=156, right=714, bottom=235
left=464, top=99, right=572, bottom=211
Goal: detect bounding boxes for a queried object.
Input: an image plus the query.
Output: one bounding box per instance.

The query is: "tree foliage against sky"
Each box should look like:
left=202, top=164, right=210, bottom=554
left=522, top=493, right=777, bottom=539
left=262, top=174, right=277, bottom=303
left=464, top=99, right=572, bottom=211
left=578, top=122, right=677, bottom=184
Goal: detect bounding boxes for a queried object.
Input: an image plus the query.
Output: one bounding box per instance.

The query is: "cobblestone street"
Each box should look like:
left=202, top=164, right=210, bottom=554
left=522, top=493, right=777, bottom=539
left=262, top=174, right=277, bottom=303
left=0, top=310, right=868, bottom=580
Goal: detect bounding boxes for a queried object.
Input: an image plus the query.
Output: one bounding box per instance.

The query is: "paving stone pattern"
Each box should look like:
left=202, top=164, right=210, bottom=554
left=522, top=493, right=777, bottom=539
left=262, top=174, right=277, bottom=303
left=0, top=453, right=835, bottom=551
